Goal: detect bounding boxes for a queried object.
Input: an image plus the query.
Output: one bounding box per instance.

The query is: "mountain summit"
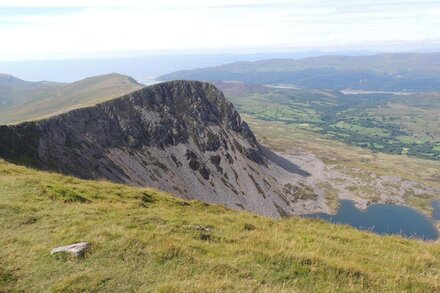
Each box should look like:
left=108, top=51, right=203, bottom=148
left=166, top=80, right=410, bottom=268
left=0, top=80, right=324, bottom=217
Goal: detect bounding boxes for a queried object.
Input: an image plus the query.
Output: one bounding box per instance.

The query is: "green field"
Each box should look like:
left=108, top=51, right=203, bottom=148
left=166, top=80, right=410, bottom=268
left=1, top=159, right=440, bottom=292
left=222, top=85, right=440, bottom=160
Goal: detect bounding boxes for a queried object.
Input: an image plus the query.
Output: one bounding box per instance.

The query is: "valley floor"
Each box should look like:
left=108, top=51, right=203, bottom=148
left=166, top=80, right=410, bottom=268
left=243, top=114, right=440, bottom=219
left=1, top=159, right=440, bottom=292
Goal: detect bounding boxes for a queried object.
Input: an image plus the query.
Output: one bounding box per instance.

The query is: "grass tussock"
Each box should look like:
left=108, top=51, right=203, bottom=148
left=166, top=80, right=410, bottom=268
left=1, top=159, right=440, bottom=292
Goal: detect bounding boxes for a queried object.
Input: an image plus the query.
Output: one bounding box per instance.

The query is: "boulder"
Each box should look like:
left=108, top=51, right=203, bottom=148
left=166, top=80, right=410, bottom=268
left=50, top=242, right=91, bottom=258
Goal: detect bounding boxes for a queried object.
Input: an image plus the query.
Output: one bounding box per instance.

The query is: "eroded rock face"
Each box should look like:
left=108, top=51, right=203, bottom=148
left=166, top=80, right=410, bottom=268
left=0, top=81, right=324, bottom=217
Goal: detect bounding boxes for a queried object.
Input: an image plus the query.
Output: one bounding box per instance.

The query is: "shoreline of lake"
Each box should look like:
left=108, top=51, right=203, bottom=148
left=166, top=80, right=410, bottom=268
left=303, top=200, right=439, bottom=241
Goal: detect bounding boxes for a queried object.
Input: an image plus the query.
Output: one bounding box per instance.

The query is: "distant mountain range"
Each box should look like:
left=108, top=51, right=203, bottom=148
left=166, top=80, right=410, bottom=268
left=0, top=51, right=377, bottom=82
left=0, top=73, right=143, bottom=125
left=159, top=52, right=440, bottom=91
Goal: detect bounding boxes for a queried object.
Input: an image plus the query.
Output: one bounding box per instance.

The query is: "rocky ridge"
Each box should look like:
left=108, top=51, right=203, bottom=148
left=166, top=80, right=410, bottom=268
left=0, top=81, right=326, bottom=217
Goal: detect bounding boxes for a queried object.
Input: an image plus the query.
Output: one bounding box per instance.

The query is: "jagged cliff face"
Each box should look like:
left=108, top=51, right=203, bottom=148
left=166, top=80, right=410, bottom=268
left=0, top=81, right=325, bottom=217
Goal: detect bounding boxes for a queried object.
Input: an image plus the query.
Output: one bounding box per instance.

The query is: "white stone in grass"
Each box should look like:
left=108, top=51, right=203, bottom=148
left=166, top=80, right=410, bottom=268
left=50, top=242, right=91, bottom=258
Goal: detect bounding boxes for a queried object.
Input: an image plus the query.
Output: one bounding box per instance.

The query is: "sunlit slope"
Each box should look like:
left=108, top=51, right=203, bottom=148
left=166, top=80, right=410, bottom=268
left=1, top=159, right=439, bottom=292
left=0, top=73, right=143, bottom=125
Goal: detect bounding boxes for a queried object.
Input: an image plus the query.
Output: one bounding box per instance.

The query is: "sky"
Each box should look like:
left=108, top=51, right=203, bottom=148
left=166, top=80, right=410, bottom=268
left=1, top=0, right=440, bottom=61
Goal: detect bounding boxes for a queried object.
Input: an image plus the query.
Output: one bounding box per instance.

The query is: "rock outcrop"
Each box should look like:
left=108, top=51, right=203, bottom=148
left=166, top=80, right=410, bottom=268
left=0, top=81, right=324, bottom=217
left=50, top=242, right=91, bottom=258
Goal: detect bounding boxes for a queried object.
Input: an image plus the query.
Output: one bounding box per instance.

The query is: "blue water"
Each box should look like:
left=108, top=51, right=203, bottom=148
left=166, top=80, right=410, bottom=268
left=304, top=200, right=439, bottom=241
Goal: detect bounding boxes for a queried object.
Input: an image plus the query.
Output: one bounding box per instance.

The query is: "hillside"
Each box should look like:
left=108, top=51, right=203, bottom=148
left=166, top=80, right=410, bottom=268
left=0, top=74, right=65, bottom=110
left=0, top=81, right=327, bottom=217
left=0, top=73, right=143, bottom=125
left=1, top=159, right=440, bottom=292
left=159, top=52, right=440, bottom=91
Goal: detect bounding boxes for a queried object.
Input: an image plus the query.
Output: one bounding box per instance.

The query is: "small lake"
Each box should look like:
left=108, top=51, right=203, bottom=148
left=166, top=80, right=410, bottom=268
left=304, top=200, right=439, bottom=241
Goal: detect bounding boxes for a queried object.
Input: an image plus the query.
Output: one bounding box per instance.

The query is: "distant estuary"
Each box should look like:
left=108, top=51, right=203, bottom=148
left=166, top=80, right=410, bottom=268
left=304, top=200, right=439, bottom=241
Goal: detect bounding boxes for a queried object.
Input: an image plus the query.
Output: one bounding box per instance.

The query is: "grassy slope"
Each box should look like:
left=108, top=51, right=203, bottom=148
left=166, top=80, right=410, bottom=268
left=1, top=159, right=440, bottom=292
left=0, top=73, right=143, bottom=125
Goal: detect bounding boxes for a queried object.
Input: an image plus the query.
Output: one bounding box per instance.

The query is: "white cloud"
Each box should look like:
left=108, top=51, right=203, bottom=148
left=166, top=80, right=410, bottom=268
left=0, top=0, right=295, bottom=8
left=0, top=0, right=439, bottom=60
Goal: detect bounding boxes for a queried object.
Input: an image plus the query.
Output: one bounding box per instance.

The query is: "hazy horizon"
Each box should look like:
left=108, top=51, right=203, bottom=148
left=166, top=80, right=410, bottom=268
left=3, top=49, right=440, bottom=83
left=1, top=0, right=440, bottom=62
